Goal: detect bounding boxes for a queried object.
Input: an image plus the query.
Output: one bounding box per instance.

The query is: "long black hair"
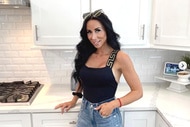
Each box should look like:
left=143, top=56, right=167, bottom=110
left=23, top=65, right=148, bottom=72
left=72, top=9, right=121, bottom=91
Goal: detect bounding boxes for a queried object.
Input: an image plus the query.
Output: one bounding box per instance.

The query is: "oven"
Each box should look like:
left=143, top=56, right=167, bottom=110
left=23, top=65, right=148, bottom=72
left=0, top=81, right=43, bottom=106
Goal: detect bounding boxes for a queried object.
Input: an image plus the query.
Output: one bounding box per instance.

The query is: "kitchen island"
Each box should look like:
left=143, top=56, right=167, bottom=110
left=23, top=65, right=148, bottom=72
left=0, top=82, right=190, bottom=127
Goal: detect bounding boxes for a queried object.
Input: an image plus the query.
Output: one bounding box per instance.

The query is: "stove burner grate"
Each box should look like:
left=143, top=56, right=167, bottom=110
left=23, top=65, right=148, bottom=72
left=0, top=81, right=43, bottom=106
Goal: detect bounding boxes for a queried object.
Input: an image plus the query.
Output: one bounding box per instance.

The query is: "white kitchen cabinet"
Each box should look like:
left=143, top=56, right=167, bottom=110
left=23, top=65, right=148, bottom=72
left=30, top=0, right=89, bottom=46
left=124, top=111, right=156, bottom=127
left=151, top=0, right=190, bottom=51
left=31, top=0, right=151, bottom=48
left=0, top=114, right=31, bottom=127
left=32, top=112, right=78, bottom=127
left=156, top=112, right=170, bottom=127
left=91, top=0, right=151, bottom=48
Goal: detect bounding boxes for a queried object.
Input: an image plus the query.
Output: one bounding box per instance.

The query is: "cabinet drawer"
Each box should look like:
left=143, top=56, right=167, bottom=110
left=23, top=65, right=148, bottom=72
left=0, top=114, right=31, bottom=127
left=32, top=112, right=78, bottom=127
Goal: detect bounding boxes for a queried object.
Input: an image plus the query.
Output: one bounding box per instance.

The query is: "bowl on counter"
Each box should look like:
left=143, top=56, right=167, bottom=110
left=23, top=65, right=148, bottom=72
left=177, top=71, right=190, bottom=82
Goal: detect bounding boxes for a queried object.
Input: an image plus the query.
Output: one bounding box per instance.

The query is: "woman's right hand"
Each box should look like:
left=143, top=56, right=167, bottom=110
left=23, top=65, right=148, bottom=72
left=54, top=101, right=76, bottom=113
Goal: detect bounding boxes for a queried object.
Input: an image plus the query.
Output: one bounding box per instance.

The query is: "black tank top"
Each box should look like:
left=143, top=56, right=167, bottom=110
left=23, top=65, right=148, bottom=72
left=79, top=50, right=119, bottom=103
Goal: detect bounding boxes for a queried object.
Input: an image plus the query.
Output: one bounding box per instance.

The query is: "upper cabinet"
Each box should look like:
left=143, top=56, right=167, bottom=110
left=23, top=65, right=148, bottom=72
left=30, top=0, right=89, bottom=46
left=30, top=0, right=151, bottom=48
left=30, top=0, right=190, bottom=51
left=91, top=0, right=151, bottom=48
left=151, top=0, right=190, bottom=51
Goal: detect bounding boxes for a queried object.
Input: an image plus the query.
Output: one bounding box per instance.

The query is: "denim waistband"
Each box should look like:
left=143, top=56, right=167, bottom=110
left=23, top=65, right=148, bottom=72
left=82, top=97, right=115, bottom=108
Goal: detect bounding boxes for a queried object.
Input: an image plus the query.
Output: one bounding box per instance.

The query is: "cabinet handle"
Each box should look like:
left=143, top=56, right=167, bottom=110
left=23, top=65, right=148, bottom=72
left=69, top=121, right=77, bottom=124
left=154, top=24, right=159, bottom=40
left=141, top=24, right=145, bottom=40
left=35, top=25, right=39, bottom=41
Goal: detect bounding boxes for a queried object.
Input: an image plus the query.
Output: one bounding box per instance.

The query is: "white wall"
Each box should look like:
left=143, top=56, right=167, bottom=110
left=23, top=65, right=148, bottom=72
left=0, top=8, right=187, bottom=86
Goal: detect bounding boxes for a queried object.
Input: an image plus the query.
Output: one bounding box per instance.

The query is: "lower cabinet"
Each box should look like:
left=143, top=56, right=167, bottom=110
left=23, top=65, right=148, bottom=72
left=0, top=110, right=170, bottom=127
left=0, top=113, right=31, bottom=127
left=123, top=110, right=170, bottom=127
left=156, top=112, right=170, bottom=127
left=32, top=112, right=78, bottom=127
left=124, top=110, right=156, bottom=127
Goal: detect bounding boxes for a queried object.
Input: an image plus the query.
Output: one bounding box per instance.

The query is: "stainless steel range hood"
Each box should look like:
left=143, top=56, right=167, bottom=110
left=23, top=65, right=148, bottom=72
left=0, top=0, right=30, bottom=8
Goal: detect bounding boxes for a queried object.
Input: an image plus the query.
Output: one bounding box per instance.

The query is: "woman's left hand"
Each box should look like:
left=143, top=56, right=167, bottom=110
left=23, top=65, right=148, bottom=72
left=94, top=102, right=114, bottom=117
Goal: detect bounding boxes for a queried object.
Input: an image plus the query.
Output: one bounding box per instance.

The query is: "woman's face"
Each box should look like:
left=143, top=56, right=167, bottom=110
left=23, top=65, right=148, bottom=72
left=86, top=20, right=107, bottom=48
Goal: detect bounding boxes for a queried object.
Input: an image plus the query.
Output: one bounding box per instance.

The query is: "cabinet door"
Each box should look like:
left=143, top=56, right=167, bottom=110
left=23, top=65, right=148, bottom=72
left=124, top=111, right=155, bottom=127
left=32, top=112, right=78, bottom=127
left=0, top=114, right=31, bottom=127
left=31, top=0, right=89, bottom=46
left=156, top=112, right=169, bottom=127
left=91, top=0, right=151, bottom=48
left=152, top=0, right=190, bottom=48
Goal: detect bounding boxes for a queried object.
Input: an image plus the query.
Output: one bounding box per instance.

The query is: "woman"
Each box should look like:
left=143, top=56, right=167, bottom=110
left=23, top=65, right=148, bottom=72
left=55, top=9, right=143, bottom=127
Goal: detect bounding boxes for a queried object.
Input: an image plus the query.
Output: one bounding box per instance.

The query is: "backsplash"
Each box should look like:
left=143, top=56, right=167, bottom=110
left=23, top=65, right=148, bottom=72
left=0, top=9, right=187, bottom=85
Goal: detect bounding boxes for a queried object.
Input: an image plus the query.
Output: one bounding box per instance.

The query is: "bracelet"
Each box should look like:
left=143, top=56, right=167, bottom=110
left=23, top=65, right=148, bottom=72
left=72, top=92, right=83, bottom=98
left=117, top=98, right=122, bottom=107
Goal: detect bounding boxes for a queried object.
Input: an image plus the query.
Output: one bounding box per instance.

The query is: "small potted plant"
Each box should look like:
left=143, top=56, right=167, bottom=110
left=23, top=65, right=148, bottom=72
left=177, top=54, right=190, bottom=82
left=181, top=54, right=190, bottom=70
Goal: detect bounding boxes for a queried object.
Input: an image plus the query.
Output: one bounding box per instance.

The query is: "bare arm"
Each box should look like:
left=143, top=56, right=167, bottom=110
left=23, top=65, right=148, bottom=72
left=111, top=51, right=143, bottom=108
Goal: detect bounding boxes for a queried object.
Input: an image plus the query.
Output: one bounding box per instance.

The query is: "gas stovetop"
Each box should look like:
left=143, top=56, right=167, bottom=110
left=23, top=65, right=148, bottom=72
left=0, top=81, right=43, bottom=106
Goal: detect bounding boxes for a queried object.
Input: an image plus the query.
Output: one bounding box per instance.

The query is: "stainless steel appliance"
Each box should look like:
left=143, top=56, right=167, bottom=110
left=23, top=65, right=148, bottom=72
left=0, top=81, right=43, bottom=106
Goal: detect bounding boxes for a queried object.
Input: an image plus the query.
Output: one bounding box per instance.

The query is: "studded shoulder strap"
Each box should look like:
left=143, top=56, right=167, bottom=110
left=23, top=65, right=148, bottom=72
left=106, top=50, right=119, bottom=68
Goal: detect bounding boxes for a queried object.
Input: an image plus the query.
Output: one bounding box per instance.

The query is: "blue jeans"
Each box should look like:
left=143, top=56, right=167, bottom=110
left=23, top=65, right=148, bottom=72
left=76, top=97, right=122, bottom=127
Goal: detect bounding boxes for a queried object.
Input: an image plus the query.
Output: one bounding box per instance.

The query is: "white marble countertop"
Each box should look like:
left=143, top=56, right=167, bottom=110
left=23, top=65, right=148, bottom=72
left=0, top=82, right=190, bottom=127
